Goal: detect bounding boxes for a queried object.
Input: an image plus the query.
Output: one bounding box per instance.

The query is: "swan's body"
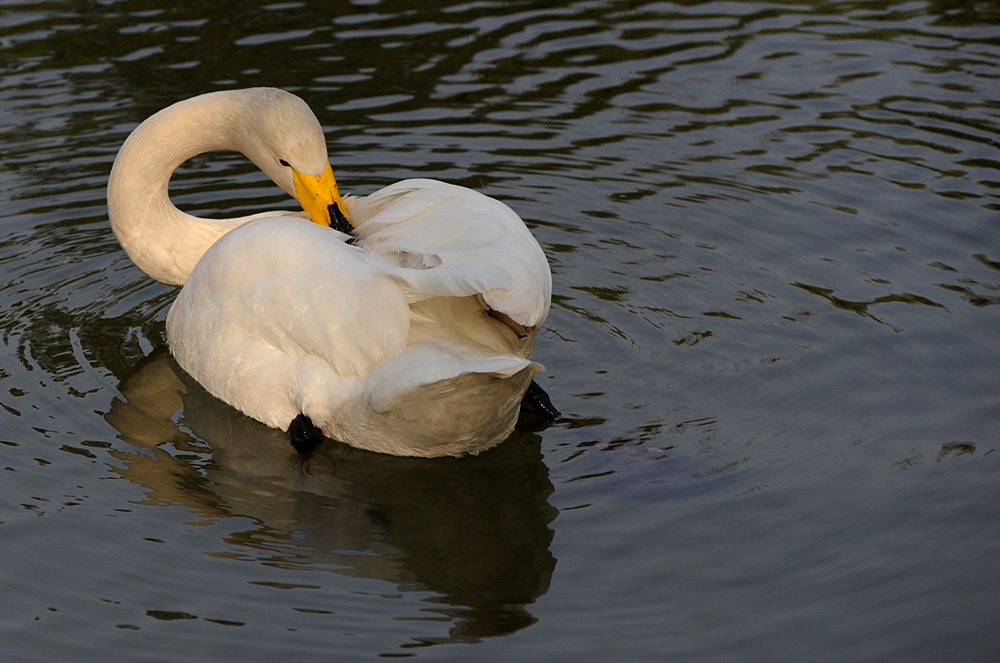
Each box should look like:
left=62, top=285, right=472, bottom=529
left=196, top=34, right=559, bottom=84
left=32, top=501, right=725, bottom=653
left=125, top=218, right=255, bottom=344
left=108, top=88, right=552, bottom=457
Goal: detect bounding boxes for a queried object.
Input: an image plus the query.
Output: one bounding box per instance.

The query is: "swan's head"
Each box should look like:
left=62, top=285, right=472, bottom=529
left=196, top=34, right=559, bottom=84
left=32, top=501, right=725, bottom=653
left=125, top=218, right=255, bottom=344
left=240, top=88, right=351, bottom=229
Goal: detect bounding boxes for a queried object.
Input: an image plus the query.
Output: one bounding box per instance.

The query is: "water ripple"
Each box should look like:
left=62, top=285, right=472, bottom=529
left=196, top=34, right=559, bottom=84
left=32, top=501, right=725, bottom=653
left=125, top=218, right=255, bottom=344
left=1, top=2, right=999, bottom=657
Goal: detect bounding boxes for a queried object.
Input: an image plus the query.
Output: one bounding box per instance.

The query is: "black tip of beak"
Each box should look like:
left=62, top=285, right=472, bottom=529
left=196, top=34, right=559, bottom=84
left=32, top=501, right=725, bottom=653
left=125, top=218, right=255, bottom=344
left=328, top=202, right=355, bottom=242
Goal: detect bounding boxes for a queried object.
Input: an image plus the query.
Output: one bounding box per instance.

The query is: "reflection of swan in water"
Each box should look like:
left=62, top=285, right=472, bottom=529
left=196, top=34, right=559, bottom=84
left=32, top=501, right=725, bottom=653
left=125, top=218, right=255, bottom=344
left=105, top=351, right=558, bottom=642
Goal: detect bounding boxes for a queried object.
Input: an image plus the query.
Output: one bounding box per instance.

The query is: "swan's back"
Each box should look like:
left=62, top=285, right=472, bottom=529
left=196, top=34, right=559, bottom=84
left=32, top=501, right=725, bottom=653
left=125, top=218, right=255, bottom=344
left=167, top=218, right=412, bottom=432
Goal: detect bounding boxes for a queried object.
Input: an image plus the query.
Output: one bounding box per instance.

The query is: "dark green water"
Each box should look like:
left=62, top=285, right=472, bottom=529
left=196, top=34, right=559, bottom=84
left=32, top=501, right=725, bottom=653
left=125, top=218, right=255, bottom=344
left=1, top=1, right=998, bottom=660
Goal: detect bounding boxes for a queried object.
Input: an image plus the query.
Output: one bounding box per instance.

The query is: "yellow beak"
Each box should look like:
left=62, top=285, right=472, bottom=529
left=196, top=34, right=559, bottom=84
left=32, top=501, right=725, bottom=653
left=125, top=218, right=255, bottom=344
left=291, top=162, right=351, bottom=228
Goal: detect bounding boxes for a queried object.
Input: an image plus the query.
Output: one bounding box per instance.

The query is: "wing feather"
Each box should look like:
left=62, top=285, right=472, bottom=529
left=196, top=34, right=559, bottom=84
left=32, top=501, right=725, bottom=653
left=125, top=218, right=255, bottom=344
left=351, top=179, right=552, bottom=328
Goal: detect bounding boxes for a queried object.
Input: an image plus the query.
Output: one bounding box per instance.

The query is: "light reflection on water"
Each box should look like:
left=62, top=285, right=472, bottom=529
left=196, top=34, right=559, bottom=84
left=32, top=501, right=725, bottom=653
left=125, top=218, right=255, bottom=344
left=1, top=1, right=999, bottom=660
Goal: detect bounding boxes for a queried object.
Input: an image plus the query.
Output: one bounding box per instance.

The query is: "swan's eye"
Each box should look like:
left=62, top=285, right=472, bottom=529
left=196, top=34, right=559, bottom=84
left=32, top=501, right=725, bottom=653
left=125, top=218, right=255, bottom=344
left=278, top=159, right=291, bottom=167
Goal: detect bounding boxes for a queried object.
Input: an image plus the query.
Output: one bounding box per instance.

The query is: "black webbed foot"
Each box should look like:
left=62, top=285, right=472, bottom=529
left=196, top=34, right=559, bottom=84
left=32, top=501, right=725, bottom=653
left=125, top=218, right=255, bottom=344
left=329, top=202, right=356, bottom=244
left=287, top=413, right=324, bottom=454
left=520, top=380, right=560, bottom=419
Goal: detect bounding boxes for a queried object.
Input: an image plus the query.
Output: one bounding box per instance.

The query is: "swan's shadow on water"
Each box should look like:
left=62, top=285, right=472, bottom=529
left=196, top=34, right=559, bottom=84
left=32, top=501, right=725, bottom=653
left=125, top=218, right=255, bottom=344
left=105, top=351, right=558, bottom=645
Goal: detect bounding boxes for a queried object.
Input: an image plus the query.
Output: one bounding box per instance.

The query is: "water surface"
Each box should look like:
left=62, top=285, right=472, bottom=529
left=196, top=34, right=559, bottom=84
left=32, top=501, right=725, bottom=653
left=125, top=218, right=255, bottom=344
left=1, top=1, right=998, bottom=661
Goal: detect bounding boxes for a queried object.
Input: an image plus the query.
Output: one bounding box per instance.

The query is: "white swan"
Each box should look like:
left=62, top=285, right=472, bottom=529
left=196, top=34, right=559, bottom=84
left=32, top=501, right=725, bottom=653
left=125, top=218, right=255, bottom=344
left=108, top=88, right=555, bottom=457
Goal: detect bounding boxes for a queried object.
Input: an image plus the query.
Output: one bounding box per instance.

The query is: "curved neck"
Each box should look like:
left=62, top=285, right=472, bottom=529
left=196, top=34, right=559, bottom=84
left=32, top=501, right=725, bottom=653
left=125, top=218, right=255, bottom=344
left=107, top=90, right=296, bottom=286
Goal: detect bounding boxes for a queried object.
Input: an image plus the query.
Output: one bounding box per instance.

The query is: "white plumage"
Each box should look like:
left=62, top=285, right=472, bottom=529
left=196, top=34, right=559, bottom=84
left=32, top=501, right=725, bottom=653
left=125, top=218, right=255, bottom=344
left=108, top=88, right=552, bottom=457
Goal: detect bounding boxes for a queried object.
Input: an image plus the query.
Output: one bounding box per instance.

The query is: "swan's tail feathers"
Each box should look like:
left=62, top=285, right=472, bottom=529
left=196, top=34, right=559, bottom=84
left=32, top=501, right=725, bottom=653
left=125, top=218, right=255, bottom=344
left=340, top=342, right=541, bottom=456
left=366, top=344, right=540, bottom=414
